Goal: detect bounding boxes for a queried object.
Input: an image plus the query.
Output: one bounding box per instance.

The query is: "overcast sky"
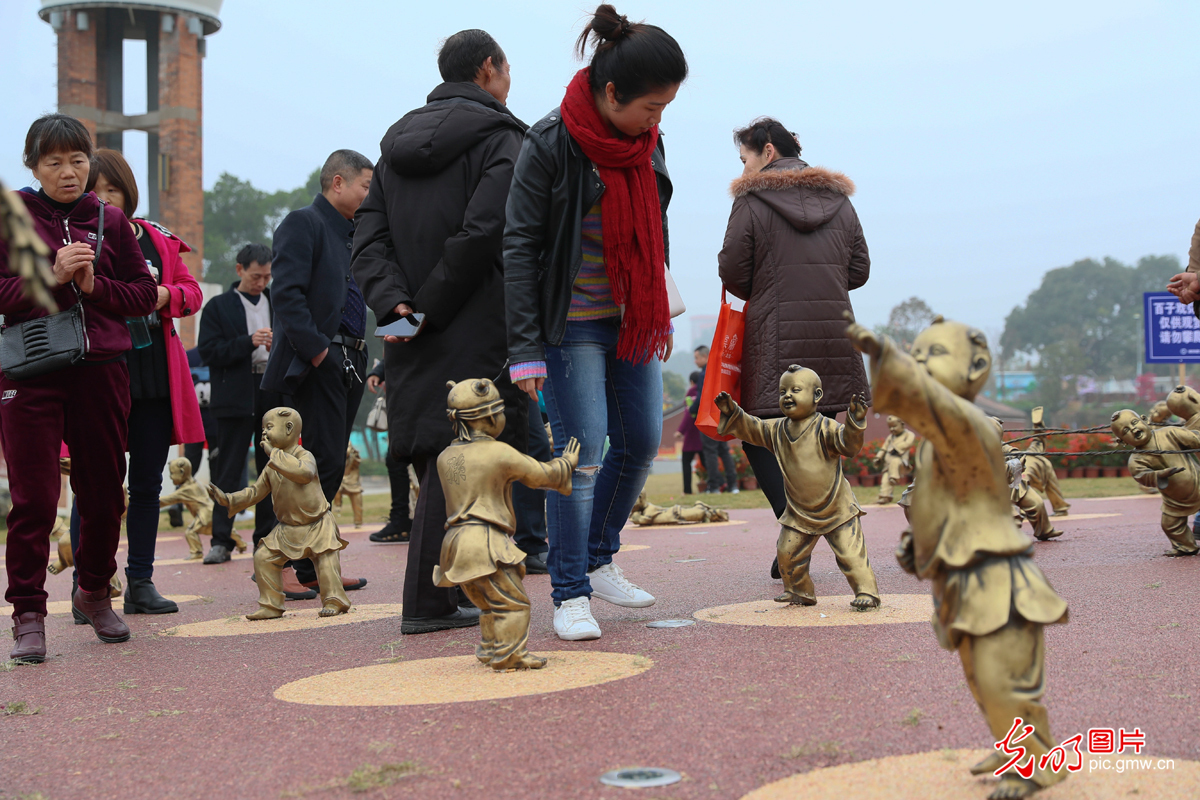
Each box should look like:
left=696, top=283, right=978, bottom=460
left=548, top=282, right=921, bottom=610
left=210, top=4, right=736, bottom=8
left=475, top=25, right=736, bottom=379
left=2, top=0, right=1197, bottom=343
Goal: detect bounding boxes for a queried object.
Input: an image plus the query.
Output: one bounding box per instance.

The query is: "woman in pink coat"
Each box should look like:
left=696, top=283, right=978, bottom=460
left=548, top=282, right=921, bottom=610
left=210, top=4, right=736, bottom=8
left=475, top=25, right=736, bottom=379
left=81, top=149, right=205, bottom=614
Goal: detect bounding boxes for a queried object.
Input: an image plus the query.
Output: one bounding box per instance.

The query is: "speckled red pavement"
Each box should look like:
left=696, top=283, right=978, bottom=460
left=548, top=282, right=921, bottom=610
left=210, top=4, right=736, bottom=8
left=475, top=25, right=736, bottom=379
left=2, top=493, right=1198, bottom=799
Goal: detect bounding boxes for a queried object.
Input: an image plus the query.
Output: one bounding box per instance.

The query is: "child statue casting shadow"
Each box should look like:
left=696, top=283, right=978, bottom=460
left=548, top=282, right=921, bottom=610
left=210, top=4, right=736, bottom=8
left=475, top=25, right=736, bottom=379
left=160, top=457, right=245, bottom=560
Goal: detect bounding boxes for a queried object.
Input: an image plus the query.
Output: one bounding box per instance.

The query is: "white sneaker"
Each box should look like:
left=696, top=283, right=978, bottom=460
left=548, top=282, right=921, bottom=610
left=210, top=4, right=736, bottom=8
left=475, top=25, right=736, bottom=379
left=588, top=562, right=656, bottom=608
left=554, top=596, right=601, bottom=641
left=731, top=486, right=741, bottom=494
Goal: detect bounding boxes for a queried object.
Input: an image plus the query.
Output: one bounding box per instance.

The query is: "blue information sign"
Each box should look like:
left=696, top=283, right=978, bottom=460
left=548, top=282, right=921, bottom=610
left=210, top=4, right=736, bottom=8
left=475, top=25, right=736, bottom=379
left=1144, top=291, right=1200, bottom=363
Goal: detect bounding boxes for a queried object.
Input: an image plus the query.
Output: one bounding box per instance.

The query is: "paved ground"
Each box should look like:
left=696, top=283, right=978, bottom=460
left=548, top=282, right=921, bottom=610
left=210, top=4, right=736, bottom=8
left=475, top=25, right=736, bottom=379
left=2, top=492, right=1197, bottom=799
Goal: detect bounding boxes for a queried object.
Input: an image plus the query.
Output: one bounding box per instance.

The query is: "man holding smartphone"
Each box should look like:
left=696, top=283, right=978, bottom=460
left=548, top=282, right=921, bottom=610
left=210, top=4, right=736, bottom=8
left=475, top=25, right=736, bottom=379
left=353, top=29, right=529, bottom=634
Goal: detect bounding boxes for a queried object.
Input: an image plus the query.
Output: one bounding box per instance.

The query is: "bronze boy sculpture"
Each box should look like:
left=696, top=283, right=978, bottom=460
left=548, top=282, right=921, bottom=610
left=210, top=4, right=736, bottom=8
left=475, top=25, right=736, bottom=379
left=159, top=457, right=245, bottom=560
left=209, top=408, right=352, bottom=619
left=435, top=379, right=579, bottom=670
left=715, top=367, right=880, bottom=610
left=847, top=314, right=1068, bottom=799
left=1112, top=409, right=1200, bottom=556
left=333, top=443, right=365, bottom=528
left=875, top=415, right=916, bottom=504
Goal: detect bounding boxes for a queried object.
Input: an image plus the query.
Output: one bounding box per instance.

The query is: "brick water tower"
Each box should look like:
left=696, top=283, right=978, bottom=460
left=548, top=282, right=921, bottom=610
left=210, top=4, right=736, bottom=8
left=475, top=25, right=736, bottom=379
left=37, top=0, right=221, bottom=338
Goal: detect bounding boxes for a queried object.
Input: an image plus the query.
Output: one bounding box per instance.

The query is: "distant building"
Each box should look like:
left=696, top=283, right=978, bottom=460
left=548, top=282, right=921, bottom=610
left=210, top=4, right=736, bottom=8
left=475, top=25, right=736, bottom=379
left=984, top=370, right=1036, bottom=400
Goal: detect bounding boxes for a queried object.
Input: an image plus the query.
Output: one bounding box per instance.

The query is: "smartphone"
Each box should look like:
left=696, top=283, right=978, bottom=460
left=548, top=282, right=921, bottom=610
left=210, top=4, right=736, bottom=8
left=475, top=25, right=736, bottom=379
left=375, top=313, right=426, bottom=339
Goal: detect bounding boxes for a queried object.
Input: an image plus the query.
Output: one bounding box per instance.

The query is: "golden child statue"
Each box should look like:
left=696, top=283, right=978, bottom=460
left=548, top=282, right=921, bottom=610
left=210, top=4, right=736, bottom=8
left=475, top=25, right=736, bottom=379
left=47, top=457, right=123, bottom=597
left=630, top=492, right=730, bottom=525
left=1166, top=385, right=1200, bottom=430
left=1021, top=408, right=1069, bottom=516
left=846, top=314, right=1069, bottom=799
left=209, top=408, right=352, bottom=619
left=715, top=367, right=881, bottom=610
left=997, top=421, right=1063, bottom=542
left=435, top=379, right=579, bottom=670
left=333, top=443, right=364, bottom=528
left=875, top=415, right=916, bottom=504
left=1148, top=399, right=1172, bottom=425
left=159, top=457, right=245, bottom=559
left=1112, top=409, right=1200, bottom=557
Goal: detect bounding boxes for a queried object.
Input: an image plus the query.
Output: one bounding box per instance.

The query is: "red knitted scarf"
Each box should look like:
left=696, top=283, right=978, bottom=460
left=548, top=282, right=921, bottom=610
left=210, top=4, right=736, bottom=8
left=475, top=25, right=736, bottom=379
left=561, top=68, right=669, bottom=363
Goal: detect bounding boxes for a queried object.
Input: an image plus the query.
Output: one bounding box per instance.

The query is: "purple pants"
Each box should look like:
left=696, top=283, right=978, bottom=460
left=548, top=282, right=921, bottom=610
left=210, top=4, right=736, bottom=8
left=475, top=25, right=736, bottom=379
left=2, top=361, right=130, bottom=615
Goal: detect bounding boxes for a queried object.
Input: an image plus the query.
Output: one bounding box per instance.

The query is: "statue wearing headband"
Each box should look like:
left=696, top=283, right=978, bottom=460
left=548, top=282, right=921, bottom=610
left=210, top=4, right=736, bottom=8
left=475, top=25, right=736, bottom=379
left=210, top=408, right=351, bottom=619
left=436, top=379, right=579, bottom=670
left=1112, top=408, right=1200, bottom=557
left=847, top=314, right=1068, bottom=799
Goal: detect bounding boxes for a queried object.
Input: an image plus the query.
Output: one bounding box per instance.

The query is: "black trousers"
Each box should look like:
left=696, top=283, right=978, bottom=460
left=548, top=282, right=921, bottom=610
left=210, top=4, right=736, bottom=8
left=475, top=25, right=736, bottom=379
left=183, top=406, right=218, bottom=476
left=403, top=380, right=527, bottom=619
left=290, top=345, right=367, bottom=582
left=681, top=449, right=701, bottom=494
left=385, top=450, right=412, bottom=528
left=512, top=396, right=550, bottom=556
left=700, top=435, right=737, bottom=492
left=211, top=374, right=285, bottom=549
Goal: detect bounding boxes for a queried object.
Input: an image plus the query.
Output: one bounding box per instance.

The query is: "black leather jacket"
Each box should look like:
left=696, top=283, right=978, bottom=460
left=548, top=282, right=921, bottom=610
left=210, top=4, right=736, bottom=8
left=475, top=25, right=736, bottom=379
left=503, top=108, right=672, bottom=365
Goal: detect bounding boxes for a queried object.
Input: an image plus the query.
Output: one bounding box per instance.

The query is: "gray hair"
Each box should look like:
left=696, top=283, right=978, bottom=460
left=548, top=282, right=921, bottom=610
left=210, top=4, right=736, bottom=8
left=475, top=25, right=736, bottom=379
left=319, top=149, right=373, bottom=192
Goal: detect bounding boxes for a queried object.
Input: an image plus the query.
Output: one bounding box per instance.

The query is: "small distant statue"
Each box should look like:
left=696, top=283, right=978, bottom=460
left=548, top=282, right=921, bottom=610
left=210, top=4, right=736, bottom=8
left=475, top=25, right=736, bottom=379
left=715, top=366, right=880, bottom=611
left=435, top=379, right=579, bottom=670
left=209, top=408, right=352, bottom=619
left=1112, top=409, right=1200, bottom=557
left=159, top=457, right=244, bottom=560
left=996, top=419, right=1063, bottom=542
left=847, top=314, right=1068, bottom=799
left=1148, top=400, right=1172, bottom=425
left=630, top=492, right=729, bottom=525
left=1021, top=407, right=1069, bottom=516
left=333, top=443, right=364, bottom=528
left=47, top=457, right=123, bottom=598
left=874, top=415, right=916, bottom=504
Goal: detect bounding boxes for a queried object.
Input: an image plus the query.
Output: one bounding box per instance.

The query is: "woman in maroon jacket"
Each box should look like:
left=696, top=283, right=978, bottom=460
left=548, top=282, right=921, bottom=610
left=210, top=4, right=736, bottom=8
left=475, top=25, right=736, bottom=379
left=2, top=114, right=158, bottom=663
left=72, top=148, right=204, bottom=615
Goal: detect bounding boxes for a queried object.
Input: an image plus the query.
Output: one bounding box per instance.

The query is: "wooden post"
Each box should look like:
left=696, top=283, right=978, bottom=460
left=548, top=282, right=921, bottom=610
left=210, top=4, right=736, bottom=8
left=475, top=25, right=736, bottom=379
left=1180, top=363, right=1187, bottom=387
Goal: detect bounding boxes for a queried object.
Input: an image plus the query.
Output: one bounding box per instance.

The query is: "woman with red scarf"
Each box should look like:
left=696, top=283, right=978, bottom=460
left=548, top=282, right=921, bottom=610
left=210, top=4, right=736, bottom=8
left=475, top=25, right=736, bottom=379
left=503, top=4, right=687, bottom=642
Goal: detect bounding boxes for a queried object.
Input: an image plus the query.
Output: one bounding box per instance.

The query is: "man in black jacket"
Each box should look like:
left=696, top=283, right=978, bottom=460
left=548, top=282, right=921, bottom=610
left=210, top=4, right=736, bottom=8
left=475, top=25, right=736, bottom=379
left=263, top=149, right=373, bottom=591
left=352, top=29, right=528, bottom=634
left=197, top=244, right=283, bottom=563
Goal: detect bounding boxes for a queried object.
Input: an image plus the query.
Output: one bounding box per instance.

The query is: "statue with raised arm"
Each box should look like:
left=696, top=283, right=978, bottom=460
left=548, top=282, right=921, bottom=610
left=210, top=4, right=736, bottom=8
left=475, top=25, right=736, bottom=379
left=1112, top=409, right=1200, bottom=557
left=875, top=415, right=916, bottom=504
left=435, top=379, right=579, bottom=670
left=846, top=313, right=1068, bottom=799
left=160, top=457, right=244, bottom=559
left=996, top=420, right=1062, bottom=542
left=1021, top=407, right=1069, bottom=516
left=714, top=366, right=880, bottom=610
left=209, top=408, right=351, bottom=619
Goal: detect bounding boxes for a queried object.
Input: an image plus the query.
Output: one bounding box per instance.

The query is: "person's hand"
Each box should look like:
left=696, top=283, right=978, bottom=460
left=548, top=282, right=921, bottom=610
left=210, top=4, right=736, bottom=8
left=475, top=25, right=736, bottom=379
left=252, top=328, right=272, bottom=348
left=662, top=333, right=674, bottom=362
left=714, top=391, right=736, bottom=415
left=844, top=310, right=882, bottom=359
left=673, top=430, right=682, bottom=440
left=366, top=374, right=382, bottom=393
left=848, top=393, right=869, bottom=423
left=311, top=347, right=328, bottom=368
left=73, top=260, right=95, bottom=295
left=382, top=302, right=417, bottom=344
left=155, top=286, right=170, bottom=310
left=52, top=242, right=93, bottom=285
left=562, top=437, right=581, bottom=470
left=518, top=376, right=544, bottom=402
left=1167, top=272, right=1200, bottom=304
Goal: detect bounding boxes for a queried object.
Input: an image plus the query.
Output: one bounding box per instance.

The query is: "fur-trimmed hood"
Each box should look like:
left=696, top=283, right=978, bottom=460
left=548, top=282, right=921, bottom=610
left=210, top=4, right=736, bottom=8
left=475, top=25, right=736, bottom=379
left=729, top=158, right=856, bottom=233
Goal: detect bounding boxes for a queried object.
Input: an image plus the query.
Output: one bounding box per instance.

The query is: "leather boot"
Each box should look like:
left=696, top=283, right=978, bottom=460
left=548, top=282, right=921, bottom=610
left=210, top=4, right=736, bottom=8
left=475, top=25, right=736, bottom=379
left=123, top=573, right=179, bottom=615
left=70, top=575, right=87, bottom=626
left=10, top=612, right=46, bottom=664
left=73, top=585, right=131, bottom=643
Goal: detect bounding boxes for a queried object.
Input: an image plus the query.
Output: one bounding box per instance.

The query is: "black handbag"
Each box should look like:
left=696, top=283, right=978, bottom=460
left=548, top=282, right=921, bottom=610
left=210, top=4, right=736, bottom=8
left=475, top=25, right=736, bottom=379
left=0, top=204, right=97, bottom=380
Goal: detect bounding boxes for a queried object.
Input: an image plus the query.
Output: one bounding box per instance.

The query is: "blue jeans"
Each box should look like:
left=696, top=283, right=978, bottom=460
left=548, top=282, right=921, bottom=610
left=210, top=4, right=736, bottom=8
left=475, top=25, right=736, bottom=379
left=542, top=318, right=663, bottom=605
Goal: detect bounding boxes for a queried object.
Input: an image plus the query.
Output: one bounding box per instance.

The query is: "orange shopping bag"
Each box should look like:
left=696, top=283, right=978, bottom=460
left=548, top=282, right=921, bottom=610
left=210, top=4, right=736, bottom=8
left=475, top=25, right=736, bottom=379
left=695, top=290, right=744, bottom=442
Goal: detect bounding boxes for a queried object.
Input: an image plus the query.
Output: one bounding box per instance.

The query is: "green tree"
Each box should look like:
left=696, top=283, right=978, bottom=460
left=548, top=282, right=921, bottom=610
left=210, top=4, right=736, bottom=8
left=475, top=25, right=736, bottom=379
left=875, top=296, right=936, bottom=351
left=663, top=370, right=686, bottom=405
left=203, top=168, right=321, bottom=287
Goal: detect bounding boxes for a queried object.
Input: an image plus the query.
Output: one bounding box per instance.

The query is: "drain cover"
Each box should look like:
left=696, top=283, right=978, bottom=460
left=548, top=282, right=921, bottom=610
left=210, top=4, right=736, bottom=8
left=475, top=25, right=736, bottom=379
left=646, top=619, right=694, bottom=628
left=599, top=767, right=682, bottom=788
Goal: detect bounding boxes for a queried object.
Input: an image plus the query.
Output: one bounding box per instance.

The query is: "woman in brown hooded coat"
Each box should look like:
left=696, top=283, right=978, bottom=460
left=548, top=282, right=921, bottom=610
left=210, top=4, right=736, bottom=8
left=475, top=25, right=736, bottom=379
left=718, top=117, right=870, bottom=534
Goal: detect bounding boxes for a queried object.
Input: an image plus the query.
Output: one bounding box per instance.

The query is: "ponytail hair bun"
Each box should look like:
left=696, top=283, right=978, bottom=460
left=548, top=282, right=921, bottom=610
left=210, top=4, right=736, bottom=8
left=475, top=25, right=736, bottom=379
left=575, top=4, right=687, bottom=104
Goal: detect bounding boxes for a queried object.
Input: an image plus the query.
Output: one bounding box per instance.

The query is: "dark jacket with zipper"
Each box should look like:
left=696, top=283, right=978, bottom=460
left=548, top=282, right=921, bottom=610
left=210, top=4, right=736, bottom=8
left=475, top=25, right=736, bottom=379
left=352, top=81, right=529, bottom=458
left=197, top=284, right=273, bottom=417
left=718, top=158, right=870, bottom=417
left=502, top=109, right=672, bottom=366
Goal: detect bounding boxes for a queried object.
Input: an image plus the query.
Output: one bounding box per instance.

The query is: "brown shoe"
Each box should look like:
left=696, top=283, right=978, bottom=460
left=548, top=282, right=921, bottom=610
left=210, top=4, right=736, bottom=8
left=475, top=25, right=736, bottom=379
left=73, top=586, right=131, bottom=643
left=10, top=612, right=46, bottom=664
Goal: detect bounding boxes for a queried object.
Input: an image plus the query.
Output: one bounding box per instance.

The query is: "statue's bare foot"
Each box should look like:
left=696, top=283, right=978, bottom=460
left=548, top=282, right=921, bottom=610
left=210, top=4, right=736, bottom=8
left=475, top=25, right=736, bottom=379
left=1164, top=549, right=1199, bottom=557
left=970, top=751, right=1006, bottom=775
left=246, top=608, right=284, bottom=621
left=1051, top=509, right=1069, bottom=517
left=475, top=643, right=494, bottom=665
left=1034, top=529, right=1063, bottom=541
left=988, top=774, right=1038, bottom=799
left=493, top=653, right=548, bottom=671
left=876, top=496, right=893, bottom=505
left=186, top=552, right=203, bottom=560
left=851, top=594, right=880, bottom=611
left=774, top=591, right=817, bottom=606
left=318, top=603, right=349, bottom=617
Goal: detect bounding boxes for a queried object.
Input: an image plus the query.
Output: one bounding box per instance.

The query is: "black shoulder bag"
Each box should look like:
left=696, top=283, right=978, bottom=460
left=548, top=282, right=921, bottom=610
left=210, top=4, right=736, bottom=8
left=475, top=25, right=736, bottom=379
left=0, top=204, right=96, bottom=380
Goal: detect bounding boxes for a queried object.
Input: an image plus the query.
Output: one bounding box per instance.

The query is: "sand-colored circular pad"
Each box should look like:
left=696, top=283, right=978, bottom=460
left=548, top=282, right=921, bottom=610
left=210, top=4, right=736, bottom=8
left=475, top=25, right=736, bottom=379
left=695, top=594, right=932, bottom=627
left=1, top=595, right=202, bottom=617
left=620, top=544, right=650, bottom=552
left=159, top=603, right=403, bottom=638
left=1051, top=513, right=1120, bottom=522
left=740, top=749, right=1200, bottom=799
left=154, top=551, right=254, bottom=567
left=274, top=650, right=653, bottom=707
left=623, top=519, right=749, bottom=532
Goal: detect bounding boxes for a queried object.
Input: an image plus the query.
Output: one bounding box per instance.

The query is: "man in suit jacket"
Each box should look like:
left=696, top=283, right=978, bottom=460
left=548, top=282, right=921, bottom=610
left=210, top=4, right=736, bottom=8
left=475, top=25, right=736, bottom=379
left=263, top=150, right=373, bottom=591
left=197, top=244, right=284, bottom=563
